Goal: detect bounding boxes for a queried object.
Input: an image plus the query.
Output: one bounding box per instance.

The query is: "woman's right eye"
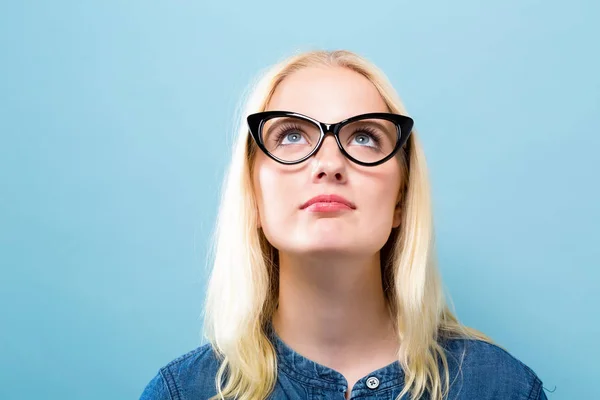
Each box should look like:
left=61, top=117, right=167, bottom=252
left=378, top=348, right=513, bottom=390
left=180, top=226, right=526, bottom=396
left=278, top=130, right=308, bottom=145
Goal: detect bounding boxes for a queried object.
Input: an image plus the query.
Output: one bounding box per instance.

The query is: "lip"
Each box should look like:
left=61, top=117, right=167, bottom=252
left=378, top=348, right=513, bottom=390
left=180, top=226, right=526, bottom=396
left=300, top=194, right=356, bottom=211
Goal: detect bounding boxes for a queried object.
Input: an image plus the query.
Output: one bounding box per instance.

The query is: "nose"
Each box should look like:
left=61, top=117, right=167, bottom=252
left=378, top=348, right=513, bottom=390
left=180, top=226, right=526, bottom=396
left=311, top=135, right=347, bottom=183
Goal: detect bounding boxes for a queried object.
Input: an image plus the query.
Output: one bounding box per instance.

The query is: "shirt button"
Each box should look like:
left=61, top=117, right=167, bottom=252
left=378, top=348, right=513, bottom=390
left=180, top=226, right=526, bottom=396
left=366, top=376, right=380, bottom=389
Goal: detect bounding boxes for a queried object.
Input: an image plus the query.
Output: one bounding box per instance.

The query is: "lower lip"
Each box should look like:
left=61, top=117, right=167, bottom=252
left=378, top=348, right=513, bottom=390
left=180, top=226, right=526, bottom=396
left=304, top=202, right=353, bottom=212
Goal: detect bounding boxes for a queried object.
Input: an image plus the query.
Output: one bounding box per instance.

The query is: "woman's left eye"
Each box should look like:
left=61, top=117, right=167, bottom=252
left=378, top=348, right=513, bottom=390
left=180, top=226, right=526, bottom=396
left=352, top=133, right=377, bottom=147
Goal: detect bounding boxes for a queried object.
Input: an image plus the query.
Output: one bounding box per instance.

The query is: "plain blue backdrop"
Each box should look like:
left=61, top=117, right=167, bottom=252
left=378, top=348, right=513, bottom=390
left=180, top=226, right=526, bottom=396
left=1, top=1, right=598, bottom=399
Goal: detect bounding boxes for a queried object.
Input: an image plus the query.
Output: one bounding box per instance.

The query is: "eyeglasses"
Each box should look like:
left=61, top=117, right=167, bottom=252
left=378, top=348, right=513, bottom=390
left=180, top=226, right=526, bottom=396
left=247, top=111, right=414, bottom=166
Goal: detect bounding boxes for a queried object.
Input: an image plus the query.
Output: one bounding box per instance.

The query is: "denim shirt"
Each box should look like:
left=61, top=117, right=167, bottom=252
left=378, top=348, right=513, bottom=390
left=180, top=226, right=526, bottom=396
left=140, top=324, right=547, bottom=400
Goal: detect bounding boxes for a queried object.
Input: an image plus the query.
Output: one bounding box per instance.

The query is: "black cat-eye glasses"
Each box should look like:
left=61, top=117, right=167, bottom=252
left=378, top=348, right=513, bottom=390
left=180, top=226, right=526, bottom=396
left=247, top=111, right=413, bottom=166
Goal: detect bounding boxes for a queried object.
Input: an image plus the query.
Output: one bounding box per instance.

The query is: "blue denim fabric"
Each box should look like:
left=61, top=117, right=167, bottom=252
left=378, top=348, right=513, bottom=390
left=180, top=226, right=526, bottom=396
left=140, top=324, right=547, bottom=400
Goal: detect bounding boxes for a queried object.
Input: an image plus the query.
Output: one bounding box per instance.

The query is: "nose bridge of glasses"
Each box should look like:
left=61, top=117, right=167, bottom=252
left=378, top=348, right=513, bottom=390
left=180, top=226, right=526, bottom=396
left=314, top=123, right=344, bottom=161
left=321, top=122, right=337, bottom=135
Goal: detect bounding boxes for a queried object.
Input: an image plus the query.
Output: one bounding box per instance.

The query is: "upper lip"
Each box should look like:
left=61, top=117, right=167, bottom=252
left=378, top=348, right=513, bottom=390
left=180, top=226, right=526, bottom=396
left=300, top=194, right=356, bottom=210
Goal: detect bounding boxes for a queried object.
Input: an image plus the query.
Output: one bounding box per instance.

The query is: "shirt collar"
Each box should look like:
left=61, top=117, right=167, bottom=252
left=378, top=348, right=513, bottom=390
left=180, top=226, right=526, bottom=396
left=265, top=320, right=405, bottom=395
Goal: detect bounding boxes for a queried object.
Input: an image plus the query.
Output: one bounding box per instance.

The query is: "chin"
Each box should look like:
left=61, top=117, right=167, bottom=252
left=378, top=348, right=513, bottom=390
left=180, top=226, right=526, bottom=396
left=298, top=238, right=369, bottom=255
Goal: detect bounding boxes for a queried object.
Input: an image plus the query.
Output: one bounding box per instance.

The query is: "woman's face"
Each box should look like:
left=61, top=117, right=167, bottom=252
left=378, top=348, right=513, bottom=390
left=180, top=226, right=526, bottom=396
left=252, top=66, right=404, bottom=258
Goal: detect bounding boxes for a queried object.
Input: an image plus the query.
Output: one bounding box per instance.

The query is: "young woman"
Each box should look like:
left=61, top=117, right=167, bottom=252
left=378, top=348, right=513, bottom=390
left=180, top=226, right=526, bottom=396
left=140, top=50, right=547, bottom=400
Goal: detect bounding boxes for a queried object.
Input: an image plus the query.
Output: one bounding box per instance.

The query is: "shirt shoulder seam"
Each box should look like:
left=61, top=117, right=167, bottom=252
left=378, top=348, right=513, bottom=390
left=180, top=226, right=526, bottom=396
left=164, top=343, right=214, bottom=369
left=448, top=338, right=543, bottom=398
left=160, top=343, right=214, bottom=400
left=157, top=369, right=176, bottom=400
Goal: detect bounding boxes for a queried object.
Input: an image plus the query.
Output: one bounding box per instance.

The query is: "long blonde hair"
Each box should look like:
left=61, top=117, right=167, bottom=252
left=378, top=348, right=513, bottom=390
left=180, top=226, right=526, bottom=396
left=203, top=49, right=494, bottom=400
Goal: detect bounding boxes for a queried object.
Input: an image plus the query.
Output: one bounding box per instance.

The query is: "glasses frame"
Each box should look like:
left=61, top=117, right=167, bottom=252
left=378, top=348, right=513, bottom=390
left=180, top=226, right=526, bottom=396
left=247, top=110, right=414, bottom=166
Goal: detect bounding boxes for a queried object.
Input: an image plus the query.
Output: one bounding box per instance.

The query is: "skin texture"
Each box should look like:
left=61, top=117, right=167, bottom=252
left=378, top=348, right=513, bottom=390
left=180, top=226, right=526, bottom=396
left=252, top=66, right=405, bottom=398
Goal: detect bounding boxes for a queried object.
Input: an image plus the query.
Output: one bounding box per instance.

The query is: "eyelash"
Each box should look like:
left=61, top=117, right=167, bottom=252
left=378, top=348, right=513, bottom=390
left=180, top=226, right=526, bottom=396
left=273, top=124, right=383, bottom=146
left=354, top=126, right=383, bottom=146
left=273, top=123, right=305, bottom=144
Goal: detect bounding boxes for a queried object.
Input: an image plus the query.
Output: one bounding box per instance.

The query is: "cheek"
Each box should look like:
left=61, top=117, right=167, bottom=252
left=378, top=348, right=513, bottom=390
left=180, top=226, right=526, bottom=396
left=254, top=164, right=296, bottom=228
left=360, top=168, right=402, bottom=228
left=360, top=192, right=396, bottom=235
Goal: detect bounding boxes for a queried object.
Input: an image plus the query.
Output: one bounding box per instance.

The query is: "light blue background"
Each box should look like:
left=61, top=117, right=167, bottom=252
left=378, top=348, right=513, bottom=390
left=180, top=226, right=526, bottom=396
left=1, top=1, right=598, bottom=399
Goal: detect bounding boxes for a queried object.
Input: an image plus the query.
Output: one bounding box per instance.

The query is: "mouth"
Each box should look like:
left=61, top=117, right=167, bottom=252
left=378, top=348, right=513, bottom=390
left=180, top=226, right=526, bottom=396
left=300, top=194, right=356, bottom=212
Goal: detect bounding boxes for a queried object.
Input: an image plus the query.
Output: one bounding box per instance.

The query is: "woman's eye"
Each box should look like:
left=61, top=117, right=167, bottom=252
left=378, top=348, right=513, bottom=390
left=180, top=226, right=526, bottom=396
left=281, top=131, right=307, bottom=144
left=352, top=133, right=377, bottom=147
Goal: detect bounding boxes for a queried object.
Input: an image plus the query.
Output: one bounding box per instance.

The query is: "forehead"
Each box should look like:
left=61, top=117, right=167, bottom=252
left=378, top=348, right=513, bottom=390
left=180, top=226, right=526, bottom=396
left=265, top=66, right=389, bottom=124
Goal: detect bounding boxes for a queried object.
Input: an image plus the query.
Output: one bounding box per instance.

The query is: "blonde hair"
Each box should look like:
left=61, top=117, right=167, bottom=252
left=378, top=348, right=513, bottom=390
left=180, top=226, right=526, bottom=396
left=203, top=49, right=494, bottom=400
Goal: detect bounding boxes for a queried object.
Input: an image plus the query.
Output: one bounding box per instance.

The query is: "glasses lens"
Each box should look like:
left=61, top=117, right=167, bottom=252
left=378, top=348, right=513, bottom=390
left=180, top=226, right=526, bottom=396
left=261, top=116, right=320, bottom=162
left=339, top=118, right=399, bottom=163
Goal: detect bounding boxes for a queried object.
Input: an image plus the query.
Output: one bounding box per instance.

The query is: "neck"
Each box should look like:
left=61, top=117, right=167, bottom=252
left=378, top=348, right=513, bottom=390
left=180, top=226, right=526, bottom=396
left=272, top=251, right=398, bottom=371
